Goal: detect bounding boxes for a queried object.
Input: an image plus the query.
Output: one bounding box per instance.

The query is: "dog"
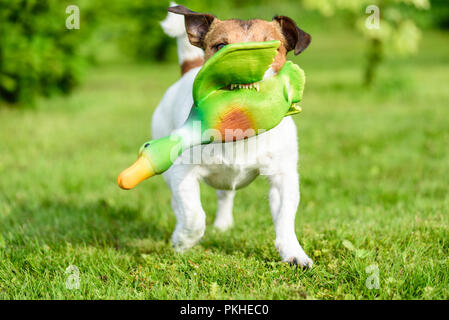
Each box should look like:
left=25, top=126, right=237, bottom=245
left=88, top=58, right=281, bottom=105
left=154, top=4, right=312, bottom=267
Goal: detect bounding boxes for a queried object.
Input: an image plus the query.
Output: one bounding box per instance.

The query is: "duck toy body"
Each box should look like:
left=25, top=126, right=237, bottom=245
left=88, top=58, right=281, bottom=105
left=118, top=40, right=306, bottom=190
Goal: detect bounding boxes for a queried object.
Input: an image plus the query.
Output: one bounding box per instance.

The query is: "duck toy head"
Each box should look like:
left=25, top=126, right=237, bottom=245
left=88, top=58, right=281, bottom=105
left=118, top=40, right=306, bottom=190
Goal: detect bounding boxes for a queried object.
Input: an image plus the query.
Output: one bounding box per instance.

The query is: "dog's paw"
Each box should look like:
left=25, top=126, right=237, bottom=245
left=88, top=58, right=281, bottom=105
left=172, top=238, right=195, bottom=253
left=213, top=219, right=233, bottom=232
left=276, top=239, right=313, bottom=269
left=172, top=243, right=188, bottom=254
left=284, top=255, right=313, bottom=269
left=171, top=227, right=204, bottom=253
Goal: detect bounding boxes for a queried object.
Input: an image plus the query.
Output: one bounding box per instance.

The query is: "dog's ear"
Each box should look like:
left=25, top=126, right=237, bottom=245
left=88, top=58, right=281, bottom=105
left=168, top=5, right=216, bottom=48
left=273, top=16, right=311, bottom=55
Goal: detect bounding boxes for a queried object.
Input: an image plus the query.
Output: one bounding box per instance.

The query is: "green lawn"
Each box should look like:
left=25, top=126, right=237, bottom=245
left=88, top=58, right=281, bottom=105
left=0, top=30, right=448, bottom=299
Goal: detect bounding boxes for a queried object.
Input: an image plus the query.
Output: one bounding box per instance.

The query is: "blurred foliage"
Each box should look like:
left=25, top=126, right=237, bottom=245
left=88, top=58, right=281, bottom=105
left=0, top=0, right=98, bottom=106
left=430, top=0, right=449, bottom=29
left=0, top=0, right=445, bottom=106
left=103, top=0, right=172, bottom=62
left=303, top=0, right=431, bottom=86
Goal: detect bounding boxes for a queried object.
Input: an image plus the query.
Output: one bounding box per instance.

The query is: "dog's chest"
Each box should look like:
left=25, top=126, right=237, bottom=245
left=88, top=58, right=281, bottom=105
left=187, top=133, right=276, bottom=190
left=201, top=163, right=259, bottom=190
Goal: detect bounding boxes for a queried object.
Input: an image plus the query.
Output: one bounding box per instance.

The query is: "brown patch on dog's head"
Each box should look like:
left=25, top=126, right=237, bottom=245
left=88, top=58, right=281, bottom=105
left=167, top=5, right=216, bottom=47
left=203, top=19, right=290, bottom=71
left=168, top=5, right=311, bottom=72
left=272, top=16, right=311, bottom=56
left=180, top=56, right=203, bottom=75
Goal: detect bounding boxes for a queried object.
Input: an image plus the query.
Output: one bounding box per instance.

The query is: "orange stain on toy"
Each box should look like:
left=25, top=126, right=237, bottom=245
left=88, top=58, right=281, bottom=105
left=216, top=107, right=254, bottom=141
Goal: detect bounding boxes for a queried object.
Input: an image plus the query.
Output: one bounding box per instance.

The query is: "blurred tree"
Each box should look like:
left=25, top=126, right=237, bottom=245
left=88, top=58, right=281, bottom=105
left=302, top=0, right=430, bottom=86
left=111, top=0, right=172, bottom=62
left=112, top=0, right=225, bottom=62
left=0, top=0, right=97, bottom=106
left=430, top=0, right=449, bottom=29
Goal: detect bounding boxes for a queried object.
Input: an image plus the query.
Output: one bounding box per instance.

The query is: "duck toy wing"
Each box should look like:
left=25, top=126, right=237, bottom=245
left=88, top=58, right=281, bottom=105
left=118, top=41, right=306, bottom=189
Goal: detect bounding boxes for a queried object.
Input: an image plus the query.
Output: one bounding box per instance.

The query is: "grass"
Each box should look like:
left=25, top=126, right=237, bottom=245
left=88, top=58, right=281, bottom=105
left=1, top=29, right=449, bottom=300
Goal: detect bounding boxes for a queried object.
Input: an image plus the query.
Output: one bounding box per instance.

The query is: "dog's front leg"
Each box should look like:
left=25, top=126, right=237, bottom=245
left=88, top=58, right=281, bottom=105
left=167, top=166, right=206, bottom=253
left=268, top=171, right=313, bottom=268
left=213, top=190, right=235, bottom=231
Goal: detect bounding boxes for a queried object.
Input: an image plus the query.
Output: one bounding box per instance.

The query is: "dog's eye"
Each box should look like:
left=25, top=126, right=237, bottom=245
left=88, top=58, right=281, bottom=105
left=214, top=43, right=227, bottom=51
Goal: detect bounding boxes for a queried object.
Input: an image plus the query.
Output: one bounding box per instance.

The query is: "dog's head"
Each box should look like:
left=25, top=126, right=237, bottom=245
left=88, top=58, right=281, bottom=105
left=167, top=5, right=311, bottom=72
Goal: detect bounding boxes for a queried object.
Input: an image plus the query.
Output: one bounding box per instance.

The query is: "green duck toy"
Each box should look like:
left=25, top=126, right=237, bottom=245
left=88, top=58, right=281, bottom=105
left=118, top=40, right=306, bottom=189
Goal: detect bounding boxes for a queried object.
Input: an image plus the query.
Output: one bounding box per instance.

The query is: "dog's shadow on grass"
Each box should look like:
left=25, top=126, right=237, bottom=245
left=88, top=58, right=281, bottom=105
left=3, top=197, right=277, bottom=260
left=200, top=227, right=277, bottom=261
left=2, top=198, right=174, bottom=252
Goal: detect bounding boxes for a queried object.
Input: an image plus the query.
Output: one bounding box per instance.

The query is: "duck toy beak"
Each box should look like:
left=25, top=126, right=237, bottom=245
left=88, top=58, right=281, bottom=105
left=117, top=156, right=155, bottom=190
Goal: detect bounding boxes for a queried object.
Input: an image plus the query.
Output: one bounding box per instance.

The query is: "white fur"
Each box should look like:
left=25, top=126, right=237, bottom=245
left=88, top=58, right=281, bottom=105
left=153, top=7, right=312, bottom=267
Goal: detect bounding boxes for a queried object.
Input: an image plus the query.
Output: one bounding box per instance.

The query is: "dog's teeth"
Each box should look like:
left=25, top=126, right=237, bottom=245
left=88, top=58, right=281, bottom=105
left=229, top=83, right=262, bottom=90
left=228, top=81, right=263, bottom=91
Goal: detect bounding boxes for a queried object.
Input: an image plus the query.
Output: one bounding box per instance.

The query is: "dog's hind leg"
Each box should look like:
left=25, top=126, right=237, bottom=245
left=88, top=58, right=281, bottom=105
left=213, top=190, right=236, bottom=231
left=166, top=166, right=206, bottom=253
left=268, top=170, right=313, bottom=268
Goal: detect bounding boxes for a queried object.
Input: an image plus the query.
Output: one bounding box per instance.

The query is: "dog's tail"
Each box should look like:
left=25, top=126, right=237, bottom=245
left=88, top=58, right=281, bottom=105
left=160, top=2, right=204, bottom=75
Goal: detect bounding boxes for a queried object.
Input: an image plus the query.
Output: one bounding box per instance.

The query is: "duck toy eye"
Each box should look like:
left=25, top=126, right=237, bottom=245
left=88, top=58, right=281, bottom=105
left=138, top=142, right=152, bottom=156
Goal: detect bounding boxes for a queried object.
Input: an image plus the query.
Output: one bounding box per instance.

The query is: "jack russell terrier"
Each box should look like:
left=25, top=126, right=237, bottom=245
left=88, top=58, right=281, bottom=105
left=154, top=4, right=312, bottom=267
